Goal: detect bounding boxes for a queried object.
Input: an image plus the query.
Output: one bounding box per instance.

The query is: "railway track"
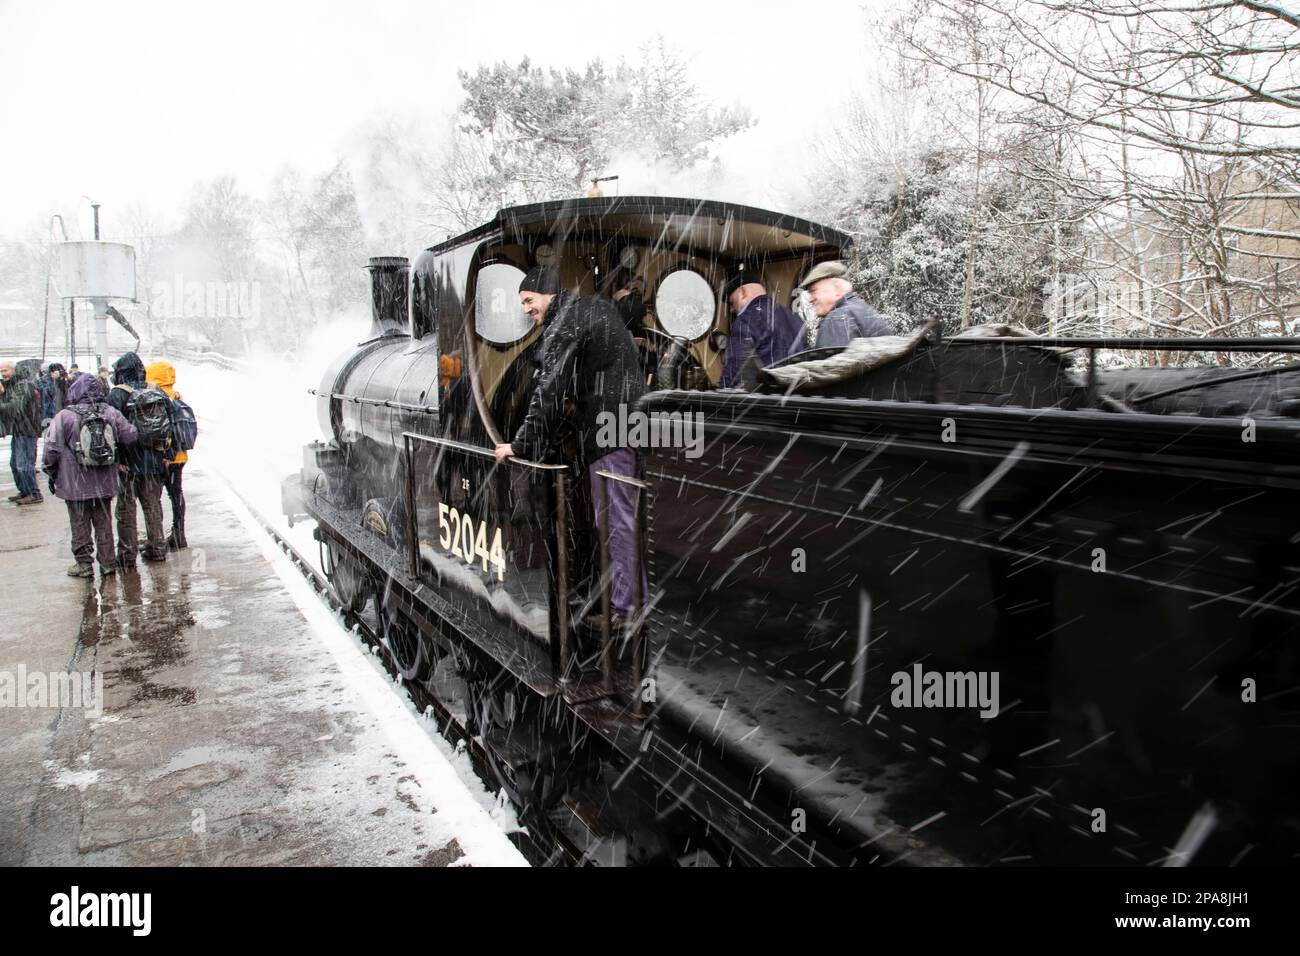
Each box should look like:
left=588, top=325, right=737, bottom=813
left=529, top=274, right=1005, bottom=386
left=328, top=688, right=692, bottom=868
left=220, top=480, right=595, bottom=867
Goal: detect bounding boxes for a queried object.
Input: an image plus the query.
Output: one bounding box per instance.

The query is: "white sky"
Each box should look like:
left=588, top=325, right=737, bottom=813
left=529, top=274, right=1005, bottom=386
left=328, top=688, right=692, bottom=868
left=0, top=0, right=885, bottom=241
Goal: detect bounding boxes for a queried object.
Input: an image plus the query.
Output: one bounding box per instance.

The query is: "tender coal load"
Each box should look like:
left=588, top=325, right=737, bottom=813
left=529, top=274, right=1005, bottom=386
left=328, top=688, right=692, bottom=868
left=1097, top=364, right=1300, bottom=418
left=763, top=334, right=1083, bottom=409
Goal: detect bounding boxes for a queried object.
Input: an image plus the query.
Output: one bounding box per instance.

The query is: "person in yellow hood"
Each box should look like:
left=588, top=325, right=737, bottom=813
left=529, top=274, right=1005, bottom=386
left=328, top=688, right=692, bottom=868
left=145, top=360, right=188, bottom=550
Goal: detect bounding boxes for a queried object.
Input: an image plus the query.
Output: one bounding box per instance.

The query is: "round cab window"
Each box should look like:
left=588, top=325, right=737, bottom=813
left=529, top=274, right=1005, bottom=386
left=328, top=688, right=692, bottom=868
left=655, top=270, right=714, bottom=341
left=475, top=263, right=532, bottom=345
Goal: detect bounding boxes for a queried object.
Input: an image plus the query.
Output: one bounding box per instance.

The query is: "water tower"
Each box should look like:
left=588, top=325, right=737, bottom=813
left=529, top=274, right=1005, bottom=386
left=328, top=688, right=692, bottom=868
left=51, top=207, right=140, bottom=368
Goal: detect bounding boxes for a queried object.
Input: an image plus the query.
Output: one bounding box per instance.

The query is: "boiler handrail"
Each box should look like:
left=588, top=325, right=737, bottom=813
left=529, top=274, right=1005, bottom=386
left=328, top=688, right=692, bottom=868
left=401, top=432, right=568, bottom=472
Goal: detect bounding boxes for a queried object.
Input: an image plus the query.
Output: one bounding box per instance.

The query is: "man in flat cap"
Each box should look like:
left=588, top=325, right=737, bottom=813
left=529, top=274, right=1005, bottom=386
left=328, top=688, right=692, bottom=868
left=720, top=269, right=804, bottom=388
left=795, top=261, right=892, bottom=350
left=495, top=265, right=647, bottom=627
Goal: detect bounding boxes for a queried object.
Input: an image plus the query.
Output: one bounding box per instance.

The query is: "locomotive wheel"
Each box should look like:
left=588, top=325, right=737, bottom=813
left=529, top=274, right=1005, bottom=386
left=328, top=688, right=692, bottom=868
left=466, top=677, right=563, bottom=816
left=376, top=585, right=430, bottom=682
left=323, top=540, right=368, bottom=613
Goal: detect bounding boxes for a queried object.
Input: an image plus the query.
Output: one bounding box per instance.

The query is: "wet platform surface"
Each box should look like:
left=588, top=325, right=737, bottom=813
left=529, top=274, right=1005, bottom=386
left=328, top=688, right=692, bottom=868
left=0, top=443, right=525, bottom=866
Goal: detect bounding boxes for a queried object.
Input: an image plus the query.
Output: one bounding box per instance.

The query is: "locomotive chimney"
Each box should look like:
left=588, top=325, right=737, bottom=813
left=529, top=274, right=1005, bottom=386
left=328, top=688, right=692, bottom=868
left=366, top=256, right=410, bottom=340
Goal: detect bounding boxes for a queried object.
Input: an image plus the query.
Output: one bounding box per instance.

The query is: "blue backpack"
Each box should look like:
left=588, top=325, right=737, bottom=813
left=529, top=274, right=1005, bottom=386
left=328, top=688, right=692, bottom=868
left=171, top=396, right=198, bottom=451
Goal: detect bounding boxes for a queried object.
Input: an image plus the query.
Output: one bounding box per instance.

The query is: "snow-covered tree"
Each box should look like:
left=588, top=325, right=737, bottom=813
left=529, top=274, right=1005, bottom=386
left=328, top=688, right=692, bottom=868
left=803, top=34, right=1073, bottom=336
left=812, top=145, right=1068, bottom=335
left=890, top=0, right=1300, bottom=360
left=264, top=161, right=368, bottom=342
left=169, top=177, right=267, bottom=352
left=437, top=39, right=753, bottom=230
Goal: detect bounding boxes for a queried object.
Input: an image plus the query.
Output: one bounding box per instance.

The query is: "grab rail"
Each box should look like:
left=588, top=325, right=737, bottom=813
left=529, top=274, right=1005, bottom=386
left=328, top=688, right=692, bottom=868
left=402, top=433, right=567, bottom=471
left=947, top=336, right=1300, bottom=353
left=940, top=336, right=1300, bottom=407
left=313, top=390, right=438, bottom=416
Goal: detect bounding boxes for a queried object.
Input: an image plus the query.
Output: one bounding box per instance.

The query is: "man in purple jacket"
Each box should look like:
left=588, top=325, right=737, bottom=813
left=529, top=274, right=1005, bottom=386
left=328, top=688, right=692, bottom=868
left=42, top=374, right=139, bottom=578
left=719, top=271, right=804, bottom=388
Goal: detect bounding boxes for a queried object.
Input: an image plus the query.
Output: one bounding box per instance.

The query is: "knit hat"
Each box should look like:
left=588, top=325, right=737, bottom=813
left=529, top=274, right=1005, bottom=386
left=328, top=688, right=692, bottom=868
left=723, top=270, right=765, bottom=299
left=520, top=265, right=562, bottom=295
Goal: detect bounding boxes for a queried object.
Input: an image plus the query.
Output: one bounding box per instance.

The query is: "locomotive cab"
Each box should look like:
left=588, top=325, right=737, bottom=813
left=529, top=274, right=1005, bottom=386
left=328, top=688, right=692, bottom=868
left=295, top=196, right=855, bottom=700
left=396, top=197, right=857, bottom=686
left=415, top=196, right=853, bottom=438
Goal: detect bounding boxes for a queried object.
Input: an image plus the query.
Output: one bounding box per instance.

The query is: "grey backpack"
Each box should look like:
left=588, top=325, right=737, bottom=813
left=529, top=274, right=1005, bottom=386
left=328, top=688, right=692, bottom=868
left=72, top=405, right=118, bottom=467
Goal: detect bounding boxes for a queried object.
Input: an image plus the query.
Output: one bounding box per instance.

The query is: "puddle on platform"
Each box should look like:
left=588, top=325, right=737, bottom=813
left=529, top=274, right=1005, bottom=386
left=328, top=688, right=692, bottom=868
left=77, top=563, right=199, bottom=709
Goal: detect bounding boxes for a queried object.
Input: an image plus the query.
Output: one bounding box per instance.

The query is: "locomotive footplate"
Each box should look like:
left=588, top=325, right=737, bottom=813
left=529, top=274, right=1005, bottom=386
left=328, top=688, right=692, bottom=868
left=560, top=672, right=617, bottom=705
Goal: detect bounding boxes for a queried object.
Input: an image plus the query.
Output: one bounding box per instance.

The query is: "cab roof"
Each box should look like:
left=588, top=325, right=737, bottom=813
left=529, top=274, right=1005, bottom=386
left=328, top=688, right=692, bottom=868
left=426, top=195, right=851, bottom=260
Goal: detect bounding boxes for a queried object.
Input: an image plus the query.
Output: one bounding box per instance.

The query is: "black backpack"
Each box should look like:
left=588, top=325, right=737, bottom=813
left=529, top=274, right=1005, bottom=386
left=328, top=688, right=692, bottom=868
left=72, top=404, right=118, bottom=467
left=118, top=384, right=174, bottom=451
left=171, top=396, right=198, bottom=451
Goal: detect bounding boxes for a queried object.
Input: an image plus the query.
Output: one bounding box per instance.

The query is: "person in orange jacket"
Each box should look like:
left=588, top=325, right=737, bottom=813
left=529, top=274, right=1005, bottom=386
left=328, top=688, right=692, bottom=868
left=145, top=360, right=188, bottom=550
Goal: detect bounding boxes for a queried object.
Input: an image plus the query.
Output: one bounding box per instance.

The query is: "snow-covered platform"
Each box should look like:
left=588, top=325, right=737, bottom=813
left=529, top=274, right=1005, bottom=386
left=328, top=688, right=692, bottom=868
left=0, top=445, right=525, bottom=866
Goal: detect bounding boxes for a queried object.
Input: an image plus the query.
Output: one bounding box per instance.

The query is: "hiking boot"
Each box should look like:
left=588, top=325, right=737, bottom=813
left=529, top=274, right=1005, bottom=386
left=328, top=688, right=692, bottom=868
left=66, top=563, right=94, bottom=578
left=15, top=495, right=41, bottom=505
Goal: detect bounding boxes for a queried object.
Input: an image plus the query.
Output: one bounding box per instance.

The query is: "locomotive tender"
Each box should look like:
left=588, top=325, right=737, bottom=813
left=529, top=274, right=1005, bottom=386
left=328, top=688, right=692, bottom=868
left=284, top=195, right=1300, bottom=866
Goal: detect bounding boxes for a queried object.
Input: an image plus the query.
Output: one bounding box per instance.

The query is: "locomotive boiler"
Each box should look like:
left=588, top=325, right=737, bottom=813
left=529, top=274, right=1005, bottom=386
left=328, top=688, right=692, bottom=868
left=285, top=195, right=1300, bottom=866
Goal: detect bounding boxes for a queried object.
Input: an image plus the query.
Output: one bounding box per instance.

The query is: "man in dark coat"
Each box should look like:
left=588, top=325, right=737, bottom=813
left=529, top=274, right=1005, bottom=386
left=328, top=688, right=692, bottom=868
left=44, top=363, right=69, bottom=418
left=107, top=352, right=169, bottom=565
left=43, top=374, right=139, bottom=577
left=0, top=359, right=46, bottom=504
left=494, top=266, right=647, bottom=623
left=794, top=260, right=893, bottom=350
left=35, top=366, right=59, bottom=425
left=720, top=271, right=804, bottom=387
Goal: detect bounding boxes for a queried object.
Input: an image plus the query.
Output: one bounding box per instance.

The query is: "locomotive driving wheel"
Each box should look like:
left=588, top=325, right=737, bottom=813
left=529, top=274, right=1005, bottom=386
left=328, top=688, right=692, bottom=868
left=375, top=582, right=430, bottom=682
left=465, top=676, right=565, bottom=819
left=321, top=539, right=369, bottom=613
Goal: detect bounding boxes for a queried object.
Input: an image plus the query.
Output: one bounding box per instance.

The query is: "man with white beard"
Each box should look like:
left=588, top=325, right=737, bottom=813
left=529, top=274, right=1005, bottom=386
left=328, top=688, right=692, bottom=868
left=794, top=260, right=893, bottom=350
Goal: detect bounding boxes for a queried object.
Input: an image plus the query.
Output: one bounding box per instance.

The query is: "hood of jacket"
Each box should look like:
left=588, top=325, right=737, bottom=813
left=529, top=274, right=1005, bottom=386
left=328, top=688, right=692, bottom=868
left=145, top=360, right=178, bottom=396
left=113, top=352, right=146, bottom=386
left=67, top=373, right=106, bottom=405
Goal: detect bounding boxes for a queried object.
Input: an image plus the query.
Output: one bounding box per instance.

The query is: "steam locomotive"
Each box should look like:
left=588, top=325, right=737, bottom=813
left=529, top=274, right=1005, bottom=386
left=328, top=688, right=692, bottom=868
left=283, top=195, right=1300, bottom=865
